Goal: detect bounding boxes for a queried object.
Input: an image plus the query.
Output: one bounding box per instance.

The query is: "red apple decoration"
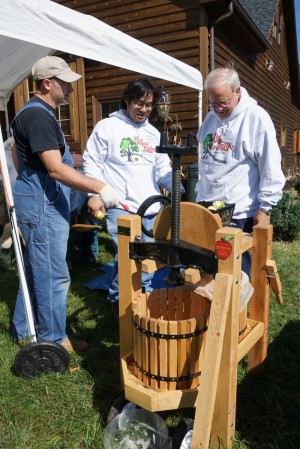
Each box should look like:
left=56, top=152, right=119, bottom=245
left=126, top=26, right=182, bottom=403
left=215, top=237, right=233, bottom=259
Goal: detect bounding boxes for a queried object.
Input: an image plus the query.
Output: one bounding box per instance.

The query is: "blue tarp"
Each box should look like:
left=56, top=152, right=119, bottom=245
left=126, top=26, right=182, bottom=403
left=85, top=263, right=171, bottom=292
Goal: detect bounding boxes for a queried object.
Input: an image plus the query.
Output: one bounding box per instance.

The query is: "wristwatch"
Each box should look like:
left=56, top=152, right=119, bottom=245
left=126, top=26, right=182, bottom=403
left=258, top=207, right=272, bottom=215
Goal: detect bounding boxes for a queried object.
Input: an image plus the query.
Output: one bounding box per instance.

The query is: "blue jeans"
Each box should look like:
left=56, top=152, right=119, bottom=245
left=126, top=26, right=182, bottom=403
left=231, top=217, right=254, bottom=279
left=11, top=101, right=74, bottom=343
left=12, top=110, right=74, bottom=344
left=106, top=208, right=156, bottom=303
left=13, top=170, right=71, bottom=343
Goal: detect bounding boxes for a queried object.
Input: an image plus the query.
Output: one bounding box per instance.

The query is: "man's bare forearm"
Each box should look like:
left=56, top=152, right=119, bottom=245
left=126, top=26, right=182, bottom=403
left=38, top=149, right=105, bottom=194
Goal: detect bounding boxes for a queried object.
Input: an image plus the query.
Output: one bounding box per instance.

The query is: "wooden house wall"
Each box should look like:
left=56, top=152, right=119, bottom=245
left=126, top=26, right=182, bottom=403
left=55, top=0, right=299, bottom=176
left=55, top=0, right=203, bottom=175
left=205, top=0, right=300, bottom=175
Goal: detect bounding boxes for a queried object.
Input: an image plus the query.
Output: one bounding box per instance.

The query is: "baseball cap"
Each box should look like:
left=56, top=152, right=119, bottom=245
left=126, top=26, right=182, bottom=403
left=32, top=56, right=82, bottom=83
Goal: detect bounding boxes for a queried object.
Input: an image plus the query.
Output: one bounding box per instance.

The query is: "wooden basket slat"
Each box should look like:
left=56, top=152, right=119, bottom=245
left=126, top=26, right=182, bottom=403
left=141, top=315, right=150, bottom=386
left=132, top=290, right=211, bottom=391
left=149, top=316, right=159, bottom=390
left=187, top=317, right=198, bottom=389
left=153, top=289, right=161, bottom=319
left=158, top=320, right=168, bottom=391
left=132, top=311, right=138, bottom=378
left=202, top=315, right=209, bottom=354
left=160, top=288, right=168, bottom=320
left=177, top=319, right=188, bottom=390
left=168, top=320, right=178, bottom=391
left=191, top=315, right=202, bottom=388
left=168, top=288, right=176, bottom=320
left=146, top=291, right=153, bottom=317
left=183, top=290, right=192, bottom=320
left=136, top=312, right=143, bottom=382
left=140, top=294, right=147, bottom=315
left=175, top=288, right=185, bottom=320
left=195, top=315, right=202, bottom=366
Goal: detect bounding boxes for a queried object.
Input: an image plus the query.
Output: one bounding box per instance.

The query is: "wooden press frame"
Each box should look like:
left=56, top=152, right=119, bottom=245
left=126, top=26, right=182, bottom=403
left=116, top=202, right=280, bottom=449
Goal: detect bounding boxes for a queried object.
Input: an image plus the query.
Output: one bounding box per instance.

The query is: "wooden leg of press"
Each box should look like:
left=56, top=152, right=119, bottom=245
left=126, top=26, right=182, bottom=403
left=117, top=214, right=142, bottom=362
left=191, top=273, right=232, bottom=449
left=210, top=227, right=243, bottom=449
left=248, top=225, right=273, bottom=375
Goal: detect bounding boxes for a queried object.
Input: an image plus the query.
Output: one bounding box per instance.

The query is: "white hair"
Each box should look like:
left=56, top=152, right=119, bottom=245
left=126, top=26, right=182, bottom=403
left=204, top=68, right=240, bottom=91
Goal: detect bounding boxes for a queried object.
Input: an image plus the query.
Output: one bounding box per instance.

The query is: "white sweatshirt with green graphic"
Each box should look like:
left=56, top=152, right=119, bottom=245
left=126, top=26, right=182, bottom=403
left=83, top=110, right=172, bottom=214
left=196, top=87, right=285, bottom=219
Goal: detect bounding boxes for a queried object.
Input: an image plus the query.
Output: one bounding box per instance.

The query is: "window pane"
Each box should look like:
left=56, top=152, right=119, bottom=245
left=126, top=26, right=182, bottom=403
left=59, top=105, right=69, bottom=121
left=101, top=101, right=120, bottom=119
left=56, top=104, right=71, bottom=136
left=60, top=120, right=71, bottom=136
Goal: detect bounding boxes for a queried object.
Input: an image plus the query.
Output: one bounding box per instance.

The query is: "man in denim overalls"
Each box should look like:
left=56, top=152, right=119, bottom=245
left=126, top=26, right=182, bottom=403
left=11, top=56, right=125, bottom=353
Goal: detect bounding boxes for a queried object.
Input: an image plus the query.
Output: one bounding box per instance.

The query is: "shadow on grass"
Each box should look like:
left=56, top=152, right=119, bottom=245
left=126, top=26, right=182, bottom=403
left=5, top=228, right=299, bottom=448
left=0, top=230, right=120, bottom=420
left=67, top=235, right=121, bottom=420
left=67, top=238, right=300, bottom=448
left=236, top=320, right=300, bottom=449
left=67, top=287, right=121, bottom=418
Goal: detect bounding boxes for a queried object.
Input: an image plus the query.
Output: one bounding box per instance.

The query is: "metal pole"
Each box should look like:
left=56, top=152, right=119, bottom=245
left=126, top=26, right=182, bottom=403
left=0, top=127, right=37, bottom=342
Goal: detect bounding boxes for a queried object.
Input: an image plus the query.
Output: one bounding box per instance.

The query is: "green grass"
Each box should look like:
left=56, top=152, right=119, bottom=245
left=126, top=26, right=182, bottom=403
left=0, top=231, right=299, bottom=449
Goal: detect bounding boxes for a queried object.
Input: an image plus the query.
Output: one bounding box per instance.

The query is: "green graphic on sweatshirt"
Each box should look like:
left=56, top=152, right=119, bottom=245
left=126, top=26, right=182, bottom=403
left=120, top=137, right=140, bottom=162
left=202, top=133, right=226, bottom=164
left=202, top=133, right=214, bottom=159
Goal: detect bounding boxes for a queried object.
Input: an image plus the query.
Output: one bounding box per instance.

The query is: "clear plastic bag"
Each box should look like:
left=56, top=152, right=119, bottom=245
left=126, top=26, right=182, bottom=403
left=195, top=271, right=253, bottom=313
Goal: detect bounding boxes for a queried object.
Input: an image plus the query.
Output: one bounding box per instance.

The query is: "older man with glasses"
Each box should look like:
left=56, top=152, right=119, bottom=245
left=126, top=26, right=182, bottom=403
left=196, top=67, right=285, bottom=277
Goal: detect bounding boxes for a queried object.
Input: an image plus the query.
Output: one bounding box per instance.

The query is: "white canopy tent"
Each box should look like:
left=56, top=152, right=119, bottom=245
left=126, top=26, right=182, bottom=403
left=0, top=0, right=204, bottom=349
left=0, top=0, right=203, bottom=125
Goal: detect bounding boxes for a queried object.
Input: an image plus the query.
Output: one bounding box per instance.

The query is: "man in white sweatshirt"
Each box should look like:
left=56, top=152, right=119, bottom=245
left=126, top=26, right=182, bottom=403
left=196, top=67, right=285, bottom=275
left=83, top=78, right=173, bottom=310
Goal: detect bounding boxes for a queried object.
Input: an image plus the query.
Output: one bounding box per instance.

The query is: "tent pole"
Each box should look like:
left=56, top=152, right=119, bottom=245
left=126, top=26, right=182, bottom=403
left=0, top=127, right=37, bottom=342
left=4, top=98, right=10, bottom=139
left=198, top=89, right=203, bottom=129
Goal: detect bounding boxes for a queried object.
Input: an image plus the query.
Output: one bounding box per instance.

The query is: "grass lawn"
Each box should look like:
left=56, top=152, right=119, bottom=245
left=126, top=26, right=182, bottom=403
left=0, top=230, right=299, bottom=449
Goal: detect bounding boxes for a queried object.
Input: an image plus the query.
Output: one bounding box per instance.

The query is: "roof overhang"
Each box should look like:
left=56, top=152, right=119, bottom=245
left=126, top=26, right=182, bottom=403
left=199, top=0, right=270, bottom=53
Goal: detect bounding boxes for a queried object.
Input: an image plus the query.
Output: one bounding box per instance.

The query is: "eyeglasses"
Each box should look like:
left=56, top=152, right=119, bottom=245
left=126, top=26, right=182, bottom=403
left=208, top=92, right=235, bottom=108
left=133, top=99, right=153, bottom=109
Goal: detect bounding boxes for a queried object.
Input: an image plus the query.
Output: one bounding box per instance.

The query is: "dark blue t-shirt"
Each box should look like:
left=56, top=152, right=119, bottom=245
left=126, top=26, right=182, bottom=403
left=12, top=97, right=65, bottom=174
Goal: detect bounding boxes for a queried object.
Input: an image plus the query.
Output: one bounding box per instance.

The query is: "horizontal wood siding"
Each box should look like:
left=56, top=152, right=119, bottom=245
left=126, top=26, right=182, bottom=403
left=55, top=0, right=202, bottom=174
left=212, top=0, right=299, bottom=175
left=55, top=0, right=299, bottom=176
